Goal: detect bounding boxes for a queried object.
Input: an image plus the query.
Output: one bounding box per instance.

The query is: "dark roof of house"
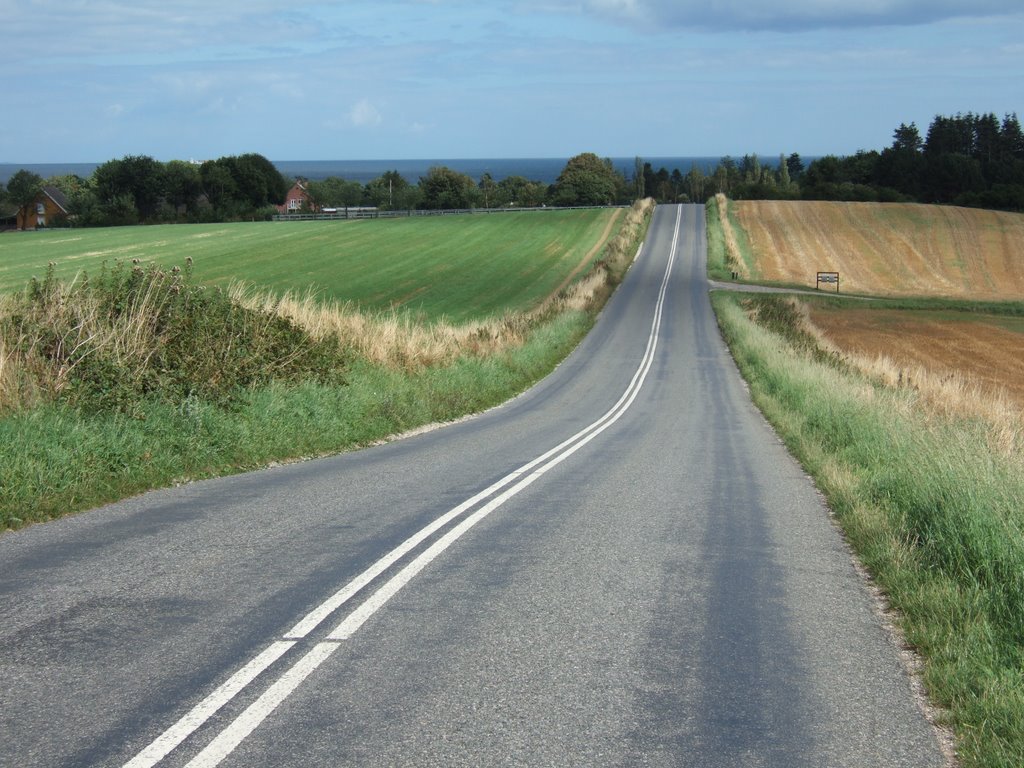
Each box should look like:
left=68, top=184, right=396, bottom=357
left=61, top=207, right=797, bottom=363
left=42, top=186, right=69, bottom=213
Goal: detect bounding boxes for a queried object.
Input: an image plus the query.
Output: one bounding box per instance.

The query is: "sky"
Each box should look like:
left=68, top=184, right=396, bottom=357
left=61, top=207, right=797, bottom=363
left=2, top=0, right=1023, bottom=163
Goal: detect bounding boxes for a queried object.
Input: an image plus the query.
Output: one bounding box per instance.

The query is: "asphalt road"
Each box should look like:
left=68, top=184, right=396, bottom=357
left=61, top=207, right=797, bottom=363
left=1, top=204, right=948, bottom=767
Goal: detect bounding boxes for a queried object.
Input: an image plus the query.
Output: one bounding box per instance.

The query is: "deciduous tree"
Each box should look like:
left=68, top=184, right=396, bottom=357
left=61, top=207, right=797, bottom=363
left=550, top=153, right=618, bottom=206
left=419, top=166, right=478, bottom=209
left=163, top=161, right=203, bottom=217
left=93, top=155, right=166, bottom=221
left=478, top=172, right=497, bottom=209
left=366, top=170, right=416, bottom=210
left=6, top=169, right=44, bottom=230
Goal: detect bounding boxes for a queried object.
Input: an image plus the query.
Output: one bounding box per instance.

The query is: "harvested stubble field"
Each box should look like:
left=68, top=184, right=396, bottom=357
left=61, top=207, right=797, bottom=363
left=806, top=305, right=1024, bottom=409
left=726, top=199, right=1024, bottom=410
left=733, top=200, right=1024, bottom=300
left=717, top=199, right=1024, bottom=767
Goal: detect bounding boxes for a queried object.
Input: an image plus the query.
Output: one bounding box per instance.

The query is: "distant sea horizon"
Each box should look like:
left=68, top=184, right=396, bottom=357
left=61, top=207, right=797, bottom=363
left=1, top=157, right=739, bottom=186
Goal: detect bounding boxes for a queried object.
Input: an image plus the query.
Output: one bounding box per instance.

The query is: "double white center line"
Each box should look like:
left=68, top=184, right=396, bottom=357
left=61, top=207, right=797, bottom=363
left=125, top=205, right=682, bottom=768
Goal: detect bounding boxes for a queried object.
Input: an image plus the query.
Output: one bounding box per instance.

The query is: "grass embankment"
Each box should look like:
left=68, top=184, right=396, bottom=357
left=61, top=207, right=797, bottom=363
left=706, top=193, right=756, bottom=281
left=709, top=197, right=1024, bottom=766
left=714, top=292, right=1024, bottom=768
left=0, top=202, right=653, bottom=529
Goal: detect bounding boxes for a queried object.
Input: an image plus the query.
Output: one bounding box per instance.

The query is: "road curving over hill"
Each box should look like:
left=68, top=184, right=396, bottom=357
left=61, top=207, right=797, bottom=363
left=0, top=205, right=948, bottom=767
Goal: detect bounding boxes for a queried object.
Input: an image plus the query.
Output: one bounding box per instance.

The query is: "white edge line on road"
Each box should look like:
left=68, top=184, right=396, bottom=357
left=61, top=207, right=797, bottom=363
left=124, top=204, right=683, bottom=768
left=121, top=641, right=296, bottom=768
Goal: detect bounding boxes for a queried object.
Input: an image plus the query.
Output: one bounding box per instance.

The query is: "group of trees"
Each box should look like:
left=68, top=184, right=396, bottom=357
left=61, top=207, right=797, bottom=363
left=636, top=153, right=805, bottom=205
left=0, top=153, right=290, bottom=228
left=1, top=152, right=633, bottom=229
left=7, top=114, right=1021, bottom=229
left=638, top=112, right=1024, bottom=212
left=799, top=113, right=1024, bottom=209
left=301, top=152, right=632, bottom=213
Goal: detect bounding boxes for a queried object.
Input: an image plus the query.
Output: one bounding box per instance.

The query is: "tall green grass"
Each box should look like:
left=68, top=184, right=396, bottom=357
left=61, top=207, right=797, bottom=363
left=723, top=196, right=757, bottom=276
left=712, top=291, right=1024, bottom=768
left=706, top=194, right=757, bottom=280
left=705, top=196, right=732, bottom=281
left=808, top=293, right=1024, bottom=318
left=0, top=311, right=590, bottom=528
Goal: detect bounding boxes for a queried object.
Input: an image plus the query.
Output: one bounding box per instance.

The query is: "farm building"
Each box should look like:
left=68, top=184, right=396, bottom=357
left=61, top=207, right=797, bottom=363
left=15, top=186, right=70, bottom=229
left=276, top=179, right=315, bottom=214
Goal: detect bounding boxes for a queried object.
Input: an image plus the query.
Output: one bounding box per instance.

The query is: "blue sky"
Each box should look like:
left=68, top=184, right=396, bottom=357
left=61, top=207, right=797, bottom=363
left=2, top=0, right=1022, bottom=162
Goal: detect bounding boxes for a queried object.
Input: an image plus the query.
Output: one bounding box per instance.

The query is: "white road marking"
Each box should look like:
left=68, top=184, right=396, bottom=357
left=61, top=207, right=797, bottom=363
left=122, top=641, right=296, bottom=768
left=123, top=205, right=683, bottom=767
left=183, top=642, right=341, bottom=768
left=328, top=219, right=678, bottom=641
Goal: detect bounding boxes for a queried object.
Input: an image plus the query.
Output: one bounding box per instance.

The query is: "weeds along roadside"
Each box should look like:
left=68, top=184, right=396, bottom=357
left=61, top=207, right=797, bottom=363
left=712, top=291, right=1024, bottom=768
left=706, top=194, right=752, bottom=281
left=0, top=199, right=654, bottom=530
left=230, top=200, right=651, bottom=371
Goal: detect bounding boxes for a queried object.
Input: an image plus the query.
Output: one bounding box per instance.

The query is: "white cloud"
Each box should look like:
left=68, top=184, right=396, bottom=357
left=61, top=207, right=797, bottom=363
left=350, top=98, right=383, bottom=128
left=2, top=0, right=312, bottom=61
left=568, top=0, right=1024, bottom=31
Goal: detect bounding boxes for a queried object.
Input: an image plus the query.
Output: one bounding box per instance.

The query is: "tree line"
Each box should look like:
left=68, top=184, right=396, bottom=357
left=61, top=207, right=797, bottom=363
left=638, top=112, right=1024, bottom=212
left=1, top=153, right=291, bottom=228
left=6, top=113, right=1021, bottom=229
left=0, top=152, right=635, bottom=229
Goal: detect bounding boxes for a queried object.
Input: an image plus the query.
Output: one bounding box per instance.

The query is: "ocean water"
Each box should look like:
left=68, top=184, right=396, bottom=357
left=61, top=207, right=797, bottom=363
left=273, top=157, right=723, bottom=184
left=1, top=157, right=723, bottom=186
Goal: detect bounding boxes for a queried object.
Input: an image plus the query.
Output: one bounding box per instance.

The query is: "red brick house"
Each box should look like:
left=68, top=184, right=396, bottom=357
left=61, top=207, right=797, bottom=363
left=276, top=179, right=315, bottom=214
left=16, top=186, right=70, bottom=229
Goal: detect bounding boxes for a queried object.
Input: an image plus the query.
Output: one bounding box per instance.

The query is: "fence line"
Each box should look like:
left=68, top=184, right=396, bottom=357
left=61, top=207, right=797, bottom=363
left=271, top=205, right=626, bottom=222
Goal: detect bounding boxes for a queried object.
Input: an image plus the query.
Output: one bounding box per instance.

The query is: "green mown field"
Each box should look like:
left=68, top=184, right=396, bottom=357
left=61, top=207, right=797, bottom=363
left=0, top=209, right=618, bottom=322
left=0, top=202, right=652, bottom=529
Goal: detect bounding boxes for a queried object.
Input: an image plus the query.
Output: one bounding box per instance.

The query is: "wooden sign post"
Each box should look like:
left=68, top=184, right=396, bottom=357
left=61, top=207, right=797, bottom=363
left=816, top=272, right=840, bottom=293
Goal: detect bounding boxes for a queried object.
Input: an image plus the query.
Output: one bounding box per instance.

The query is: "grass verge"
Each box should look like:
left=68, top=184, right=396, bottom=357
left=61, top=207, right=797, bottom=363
left=712, top=291, right=1024, bottom=768
left=707, top=194, right=757, bottom=280
left=705, top=195, right=732, bottom=281
left=1, top=200, right=654, bottom=529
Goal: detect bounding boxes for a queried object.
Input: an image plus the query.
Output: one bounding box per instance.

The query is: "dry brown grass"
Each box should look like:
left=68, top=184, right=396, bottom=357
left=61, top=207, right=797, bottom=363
left=794, top=300, right=1024, bottom=457
left=0, top=268, right=182, bottom=411
left=735, top=200, right=1024, bottom=298
left=231, top=286, right=533, bottom=369
left=715, top=193, right=749, bottom=278
left=232, top=198, right=654, bottom=371
left=0, top=200, right=654, bottom=408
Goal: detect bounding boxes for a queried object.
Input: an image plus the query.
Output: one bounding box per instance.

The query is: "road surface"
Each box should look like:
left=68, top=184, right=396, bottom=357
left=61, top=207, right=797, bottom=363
left=0, top=204, right=947, bottom=767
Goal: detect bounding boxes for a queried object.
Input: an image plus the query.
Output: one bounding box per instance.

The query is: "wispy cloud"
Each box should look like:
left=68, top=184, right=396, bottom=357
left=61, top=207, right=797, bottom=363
left=350, top=99, right=384, bottom=128
left=564, top=0, right=1024, bottom=31
left=1, top=0, right=1021, bottom=162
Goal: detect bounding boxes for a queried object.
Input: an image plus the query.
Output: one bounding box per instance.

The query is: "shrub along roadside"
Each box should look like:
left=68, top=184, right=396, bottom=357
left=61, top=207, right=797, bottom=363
left=0, top=259, right=344, bottom=414
left=0, top=311, right=590, bottom=528
left=712, top=291, right=1024, bottom=768
left=0, top=200, right=653, bottom=529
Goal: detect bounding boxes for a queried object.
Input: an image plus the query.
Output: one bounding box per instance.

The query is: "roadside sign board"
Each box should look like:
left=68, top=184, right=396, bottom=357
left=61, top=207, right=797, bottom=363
left=816, top=272, right=840, bottom=293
